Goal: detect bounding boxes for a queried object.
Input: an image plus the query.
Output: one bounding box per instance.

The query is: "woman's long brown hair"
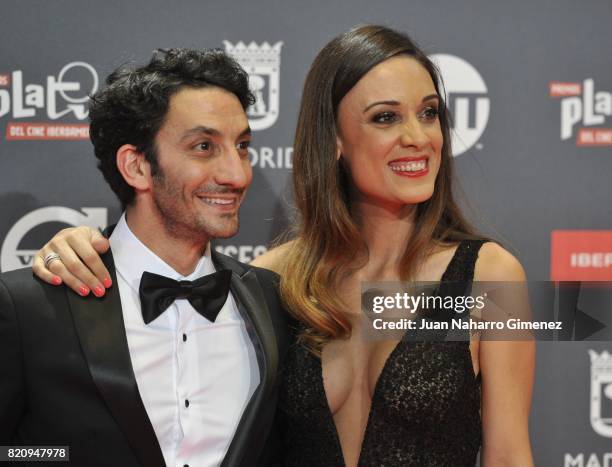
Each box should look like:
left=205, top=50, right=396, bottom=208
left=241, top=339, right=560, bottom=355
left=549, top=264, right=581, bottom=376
left=280, top=25, right=481, bottom=354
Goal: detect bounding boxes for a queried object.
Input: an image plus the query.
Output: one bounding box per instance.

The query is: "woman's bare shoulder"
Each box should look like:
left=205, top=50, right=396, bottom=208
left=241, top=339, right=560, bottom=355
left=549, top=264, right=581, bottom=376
left=250, top=240, right=296, bottom=275
left=474, top=241, right=526, bottom=282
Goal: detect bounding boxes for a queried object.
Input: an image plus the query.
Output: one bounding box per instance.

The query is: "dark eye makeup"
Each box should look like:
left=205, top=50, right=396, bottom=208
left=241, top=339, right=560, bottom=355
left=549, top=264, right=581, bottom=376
left=371, top=111, right=399, bottom=124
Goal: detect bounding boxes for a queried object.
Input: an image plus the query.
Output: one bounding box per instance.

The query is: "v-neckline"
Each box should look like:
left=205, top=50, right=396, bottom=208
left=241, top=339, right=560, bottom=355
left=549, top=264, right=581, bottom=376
left=315, top=241, right=469, bottom=466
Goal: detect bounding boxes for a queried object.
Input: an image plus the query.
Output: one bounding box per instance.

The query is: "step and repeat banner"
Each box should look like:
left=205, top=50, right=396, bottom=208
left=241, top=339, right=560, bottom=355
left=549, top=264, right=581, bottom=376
left=1, top=1, right=611, bottom=465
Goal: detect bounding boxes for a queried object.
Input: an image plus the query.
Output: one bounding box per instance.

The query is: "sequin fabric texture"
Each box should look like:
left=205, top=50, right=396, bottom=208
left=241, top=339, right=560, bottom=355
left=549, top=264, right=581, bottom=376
left=277, top=240, right=485, bottom=466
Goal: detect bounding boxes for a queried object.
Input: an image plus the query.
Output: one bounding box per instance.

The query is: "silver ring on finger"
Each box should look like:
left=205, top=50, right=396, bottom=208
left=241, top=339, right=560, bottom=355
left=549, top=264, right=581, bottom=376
left=43, top=252, right=62, bottom=269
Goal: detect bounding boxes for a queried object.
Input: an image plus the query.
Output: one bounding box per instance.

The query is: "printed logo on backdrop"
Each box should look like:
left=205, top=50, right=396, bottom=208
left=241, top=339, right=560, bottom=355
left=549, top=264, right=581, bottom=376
left=0, top=62, right=98, bottom=141
left=224, top=40, right=292, bottom=170
left=215, top=245, right=267, bottom=263
left=563, top=350, right=612, bottom=466
left=224, top=41, right=283, bottom=131
left=430, top=54, right=490, bottom=157
left=566, top=452, right=612, bottom=466
left=551, top=231, right=612, bottom=281
left=589, top=350, right=612, bottom=438
left=550, top=80, right=612, bottom=146
left=0, top=207, right=107, bottom=272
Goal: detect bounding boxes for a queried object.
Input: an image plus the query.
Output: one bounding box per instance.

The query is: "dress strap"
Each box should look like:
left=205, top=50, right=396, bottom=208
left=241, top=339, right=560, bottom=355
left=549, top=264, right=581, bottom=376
left=421, top=239, right=487, bottom=341
left=440, top=239, right=487, bottom=283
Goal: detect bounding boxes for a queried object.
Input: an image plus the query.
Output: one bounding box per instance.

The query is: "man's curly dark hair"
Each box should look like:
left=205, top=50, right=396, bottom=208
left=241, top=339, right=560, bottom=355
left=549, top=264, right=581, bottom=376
left=89, top=48, right=255, bottom=208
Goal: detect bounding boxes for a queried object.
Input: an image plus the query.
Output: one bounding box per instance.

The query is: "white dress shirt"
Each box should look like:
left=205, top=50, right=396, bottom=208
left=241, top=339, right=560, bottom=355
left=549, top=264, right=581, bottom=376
left=109, top=214, right=260, bottom=467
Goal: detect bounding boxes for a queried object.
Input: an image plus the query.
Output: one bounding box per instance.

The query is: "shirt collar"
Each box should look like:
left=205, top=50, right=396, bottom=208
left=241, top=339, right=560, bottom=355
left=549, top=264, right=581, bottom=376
left=109, top=213, right=215, bottom=294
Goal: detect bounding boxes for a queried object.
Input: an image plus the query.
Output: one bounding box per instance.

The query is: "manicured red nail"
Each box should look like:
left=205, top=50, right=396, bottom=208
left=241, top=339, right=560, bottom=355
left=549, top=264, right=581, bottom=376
left=51, top=276, right=62, bottom=286
left=93, top=286, right=105, bottom=297
left=103, top=277, right=113, bottom=288
left=78, top=286, right=90, bottom=296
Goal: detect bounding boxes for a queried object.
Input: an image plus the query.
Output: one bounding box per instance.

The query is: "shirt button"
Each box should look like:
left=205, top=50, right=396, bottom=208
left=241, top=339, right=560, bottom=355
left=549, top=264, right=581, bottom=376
left=185, top=399, right=189, bottom=408
left=182, top=333, right=187, bottom=342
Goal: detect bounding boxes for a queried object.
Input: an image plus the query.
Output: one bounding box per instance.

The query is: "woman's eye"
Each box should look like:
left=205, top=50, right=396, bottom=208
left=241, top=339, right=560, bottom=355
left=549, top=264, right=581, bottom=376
left=420, top=106, right=439, bottom=121
left=372, top=111, right=398, bottom=124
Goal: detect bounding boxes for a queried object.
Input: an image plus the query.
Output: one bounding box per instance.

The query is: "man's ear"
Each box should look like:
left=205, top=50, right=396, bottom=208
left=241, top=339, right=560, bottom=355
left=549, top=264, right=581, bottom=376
left=116, top=144, right=152, bottom=192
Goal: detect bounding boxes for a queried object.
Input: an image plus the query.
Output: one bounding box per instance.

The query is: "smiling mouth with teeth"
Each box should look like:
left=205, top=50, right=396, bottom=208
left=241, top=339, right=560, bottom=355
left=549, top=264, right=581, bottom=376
left=198, top=197, right=238, bottom=206
left=388, top=158, right=429, bottom=177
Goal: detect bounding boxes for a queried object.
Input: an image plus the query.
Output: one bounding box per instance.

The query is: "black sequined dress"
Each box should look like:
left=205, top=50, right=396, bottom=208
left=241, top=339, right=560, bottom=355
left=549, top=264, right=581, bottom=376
left=277, top=240, right=485, bottom=467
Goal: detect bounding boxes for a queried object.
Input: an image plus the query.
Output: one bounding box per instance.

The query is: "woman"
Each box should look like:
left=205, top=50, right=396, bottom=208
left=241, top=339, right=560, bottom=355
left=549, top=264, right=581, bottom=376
left=33, top=25, right=534, bottom=466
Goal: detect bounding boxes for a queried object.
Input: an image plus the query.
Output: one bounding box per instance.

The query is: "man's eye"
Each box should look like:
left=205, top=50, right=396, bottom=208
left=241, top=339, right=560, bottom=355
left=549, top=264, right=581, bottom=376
left=420, top=106, right=439, bottom=121
left=372, top=111, right=398, bottom=124
left=237, top=140, right=251, bottom=150
left=197, top=142, right=211, bottom=151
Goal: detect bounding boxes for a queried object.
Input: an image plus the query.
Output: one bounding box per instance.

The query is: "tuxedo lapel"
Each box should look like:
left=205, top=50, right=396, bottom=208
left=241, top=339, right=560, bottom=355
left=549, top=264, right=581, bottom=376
left=67, top=251, right=165, bottom=467
left=212, top=251, right=280, bottom=467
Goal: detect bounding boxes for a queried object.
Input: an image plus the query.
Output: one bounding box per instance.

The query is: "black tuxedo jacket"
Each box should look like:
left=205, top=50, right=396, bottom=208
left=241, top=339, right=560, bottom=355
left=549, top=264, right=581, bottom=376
left=0, top=250, right=292, bottom=467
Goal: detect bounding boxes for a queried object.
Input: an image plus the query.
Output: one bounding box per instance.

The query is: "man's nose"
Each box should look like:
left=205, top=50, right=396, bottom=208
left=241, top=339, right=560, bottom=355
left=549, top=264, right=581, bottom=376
left=214, top=148, right=252, bottom=188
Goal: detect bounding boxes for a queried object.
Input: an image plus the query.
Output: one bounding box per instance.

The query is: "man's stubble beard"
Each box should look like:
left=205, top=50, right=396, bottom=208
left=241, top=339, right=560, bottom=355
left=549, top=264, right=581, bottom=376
left=151, top=170, right=241, bottom=243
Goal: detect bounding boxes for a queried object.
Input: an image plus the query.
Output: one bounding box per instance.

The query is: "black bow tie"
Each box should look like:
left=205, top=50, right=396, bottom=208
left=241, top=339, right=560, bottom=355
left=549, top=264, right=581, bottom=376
left=139, top=270, right=232, bottom=324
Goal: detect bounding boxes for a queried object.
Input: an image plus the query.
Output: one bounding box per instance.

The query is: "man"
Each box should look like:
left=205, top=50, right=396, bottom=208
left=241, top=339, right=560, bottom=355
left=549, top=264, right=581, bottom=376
left=0, top=49, right=290, bottom=467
